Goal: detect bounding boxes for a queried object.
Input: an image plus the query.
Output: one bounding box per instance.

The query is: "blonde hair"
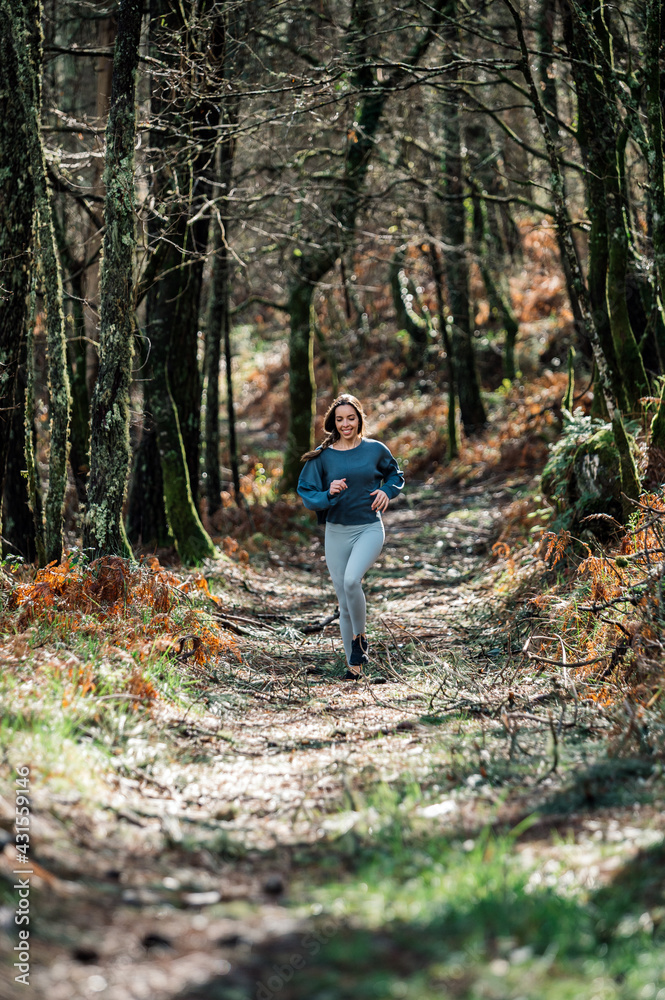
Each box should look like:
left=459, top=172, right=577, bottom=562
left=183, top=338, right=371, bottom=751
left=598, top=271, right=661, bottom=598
left=301, top=393, right=365, bottom=461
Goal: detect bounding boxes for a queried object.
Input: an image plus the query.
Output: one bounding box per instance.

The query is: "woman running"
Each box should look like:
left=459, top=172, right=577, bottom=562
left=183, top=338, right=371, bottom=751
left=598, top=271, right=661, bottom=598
left=297, top=393, right=405, bottom=679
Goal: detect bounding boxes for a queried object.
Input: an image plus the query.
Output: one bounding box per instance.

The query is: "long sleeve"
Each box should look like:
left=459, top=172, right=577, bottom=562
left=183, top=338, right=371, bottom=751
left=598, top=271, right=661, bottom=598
left=297, top=456, right=340, bottom=512
left=377, top=444, right=405, bottom=499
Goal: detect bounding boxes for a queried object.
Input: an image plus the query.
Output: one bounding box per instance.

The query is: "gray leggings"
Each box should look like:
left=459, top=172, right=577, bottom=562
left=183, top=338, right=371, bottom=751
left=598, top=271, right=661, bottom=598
left=325, top=520, right=385, bottom=664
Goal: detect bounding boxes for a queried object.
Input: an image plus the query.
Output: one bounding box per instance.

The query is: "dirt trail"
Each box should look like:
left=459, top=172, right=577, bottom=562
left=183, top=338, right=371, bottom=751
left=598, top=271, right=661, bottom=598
left=2, top=481, right=663, bottom=1000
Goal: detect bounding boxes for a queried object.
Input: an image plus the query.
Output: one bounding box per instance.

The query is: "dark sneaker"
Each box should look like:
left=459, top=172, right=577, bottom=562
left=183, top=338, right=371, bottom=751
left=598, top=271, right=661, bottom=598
left=349, top=634, right=369, bottom=667
left=342, top=668, right=362, bottom=681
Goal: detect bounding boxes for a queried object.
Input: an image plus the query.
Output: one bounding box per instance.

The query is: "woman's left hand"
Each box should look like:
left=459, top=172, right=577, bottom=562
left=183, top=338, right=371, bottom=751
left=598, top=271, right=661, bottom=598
left=370, top=489, right=389, bottom=512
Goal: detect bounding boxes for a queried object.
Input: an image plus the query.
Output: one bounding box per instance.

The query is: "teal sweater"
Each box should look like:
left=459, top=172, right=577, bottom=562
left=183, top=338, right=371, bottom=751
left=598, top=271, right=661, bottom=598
left=297, top=439, right=404, bottom=524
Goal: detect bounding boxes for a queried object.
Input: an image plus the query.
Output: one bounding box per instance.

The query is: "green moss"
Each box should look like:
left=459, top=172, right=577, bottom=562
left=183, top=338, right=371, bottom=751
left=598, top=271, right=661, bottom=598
left=542, top=411, right=641, bottom=532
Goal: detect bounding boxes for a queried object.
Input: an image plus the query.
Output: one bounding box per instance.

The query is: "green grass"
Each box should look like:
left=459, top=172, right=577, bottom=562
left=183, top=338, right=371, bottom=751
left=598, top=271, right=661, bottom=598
left=259, top=783, right=665, bottom=1000
left=0, top=637, right=193, bottom=825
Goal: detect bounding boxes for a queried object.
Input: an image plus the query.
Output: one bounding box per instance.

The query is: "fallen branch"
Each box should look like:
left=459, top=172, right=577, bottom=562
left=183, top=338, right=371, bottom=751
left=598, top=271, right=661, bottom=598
left=523, top=636, right=608, bottom=670
left=301, top=609, right=340, bottom=634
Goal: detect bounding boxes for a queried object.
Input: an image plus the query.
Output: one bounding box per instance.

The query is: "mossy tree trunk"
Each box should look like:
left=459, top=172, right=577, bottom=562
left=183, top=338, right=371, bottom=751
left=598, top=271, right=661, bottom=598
left=534, top=0, right=590, bottom=352
left=0, top=0, right=36, bottom=533
left=146, top=0, right=229, bottom=508
left=647, top=378, right=665, bottom=484
left=126, top=51, right=172, bottom=553
left=150, top=225, right=207, bottom=502
left=644, top=0, right=665, bottom=366
left=65, top=268, right=91, bottom=507
left=54, top=212, right=90, bottom=506
left=561, top=0, right=648, bottom=412
left=505, top=0, right=618, bottom=420
left=536, top=0, right=559, bottom=137
left=148, top=311, right=216, bottom=564
left=128, top=0, right=219, bottom=560
left=2, top=0, right=71, bottom=564
left=129, top=214, right=216, bottom=565
left=612, top=412, right=641, bottom=518
left=83, top=0, right=143, bottom=559
left=24, top=299, right=45, bottom=564
left=651, top=380, right=665, bottom=451
left=440, top=0, right=487, bottom=436
left=504, top=0, right=639, bottom=500
left=2, top=340, right=37, bottom=560
left=282, top=279, right=319, bottom=489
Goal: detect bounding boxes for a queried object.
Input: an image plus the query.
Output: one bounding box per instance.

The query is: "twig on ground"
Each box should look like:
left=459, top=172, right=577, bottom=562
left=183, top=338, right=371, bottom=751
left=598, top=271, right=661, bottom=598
left=301, top=609, right=340, bottom=634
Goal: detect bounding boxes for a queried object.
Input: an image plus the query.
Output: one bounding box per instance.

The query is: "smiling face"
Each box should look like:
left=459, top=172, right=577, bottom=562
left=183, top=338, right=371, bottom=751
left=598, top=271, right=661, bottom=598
left=334, top=403, right=361, bottom=446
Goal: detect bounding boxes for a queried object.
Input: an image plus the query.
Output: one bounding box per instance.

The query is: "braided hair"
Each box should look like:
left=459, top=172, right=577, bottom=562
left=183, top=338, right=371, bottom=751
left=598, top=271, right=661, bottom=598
left=300, top=393, right=366, bottom=462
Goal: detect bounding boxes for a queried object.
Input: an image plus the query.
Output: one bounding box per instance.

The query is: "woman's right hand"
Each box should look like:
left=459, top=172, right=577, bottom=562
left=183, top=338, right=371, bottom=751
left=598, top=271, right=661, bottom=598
left=329, top=478, right=348, bottom=495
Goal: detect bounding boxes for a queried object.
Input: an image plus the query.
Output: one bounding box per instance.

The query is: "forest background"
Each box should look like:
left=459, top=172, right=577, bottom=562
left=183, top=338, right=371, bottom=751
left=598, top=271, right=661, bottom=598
left=3, top=0, right=665, bottom=567
left=2, top=1, right=665, bottom=998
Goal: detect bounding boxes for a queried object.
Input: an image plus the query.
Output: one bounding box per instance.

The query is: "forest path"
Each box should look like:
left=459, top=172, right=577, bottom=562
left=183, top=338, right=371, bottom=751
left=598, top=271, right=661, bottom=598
left=6, top=479, right=664, bottom=1000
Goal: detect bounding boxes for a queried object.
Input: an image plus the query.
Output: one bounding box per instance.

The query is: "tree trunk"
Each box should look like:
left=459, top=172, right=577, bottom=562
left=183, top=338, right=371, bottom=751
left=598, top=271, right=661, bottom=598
left=154, top=234, right=206, bottom=500
left=471, top=191, right=519, bottom=381
left=644, top=0, right=665, bottom=370
left=389, top=248, right=430, bottom=374
left=428, top=242, right=458, bottom=458
left=0, top=0, right=35, bottom=515
left=205, top=221, right=242, bottom=512
left=464, top=114, right=520, bottom=382
left=53, top=212, right=90, bottom=505
left=440, top=0, right=486, bottom=436
left=2, top=343, right=37, bottom=561
left=125, top=414, right=171, bottom=549
left=440, top=16, right=486, bottom=434
left=562, top=0, right=648, bottom=410
left=646, top=378, right=665, bottom=484
left=24, top=301, right=46, bottom=564
left=204, top=228, right=226, bottom=516
left=536, top=0, right=559, bottom=136
left=148, top=300, right=216, bottom=563
left=204, top=77, right=239, bottom=514
left=129, top=0, right=229, bottom=557
left=533, top=1, right=591, bottom=361
left=2, top=0, right=71, bottom=564
left=135, top=221, right=216, bottom=562
left=143, top=0, right=232, bottom=509
left=223, top=286, right=242, bottom=507
left=282, top=279, right=318, bottom=489
left=612, top=412, right=641, bottom=518
left=83, top=0, right=143, bottom=558
left=66, top=270, right=91, bottom=507
left=505, top=0, right=618, bottom=419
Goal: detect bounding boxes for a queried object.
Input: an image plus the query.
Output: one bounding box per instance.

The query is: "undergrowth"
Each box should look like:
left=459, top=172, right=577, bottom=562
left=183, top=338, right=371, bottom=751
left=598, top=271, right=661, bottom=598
left=0, top=554, right=240, bottom=786
left=495, top=489, right=665, bottom=755
left=0, top=553, right=239, bottom=677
